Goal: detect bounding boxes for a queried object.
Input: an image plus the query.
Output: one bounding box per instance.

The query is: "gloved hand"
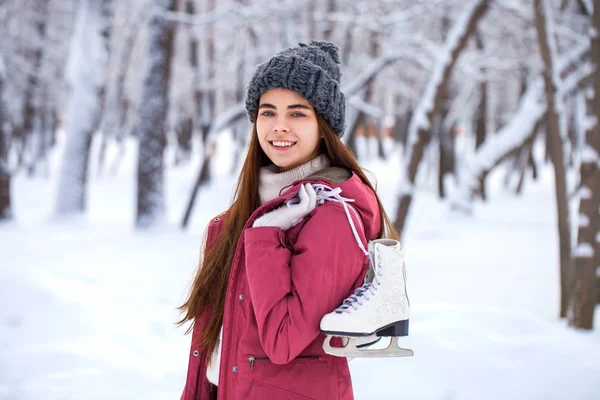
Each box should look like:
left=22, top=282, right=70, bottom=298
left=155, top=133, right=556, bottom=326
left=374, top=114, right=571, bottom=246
left=252, top=183, right=317, bottom=231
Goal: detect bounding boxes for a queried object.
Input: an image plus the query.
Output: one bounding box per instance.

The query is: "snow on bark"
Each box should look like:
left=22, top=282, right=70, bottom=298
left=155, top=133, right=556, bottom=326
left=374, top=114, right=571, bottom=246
left=535, top=0, right=573, bottom=319
left=575, top=243, right=594, bottom=258
left=55, top=0, right=113, bottom=215
left=542, top=0, right=568, bottom=139
left=578, top=214, right=590, bottom=228
left=136, top=0, right=176, bottom=229
left=579, top=186, right=593, bottom=199
left=581, top=144, right=600, bottom=163
left=567, top=0, right=600, bottom=329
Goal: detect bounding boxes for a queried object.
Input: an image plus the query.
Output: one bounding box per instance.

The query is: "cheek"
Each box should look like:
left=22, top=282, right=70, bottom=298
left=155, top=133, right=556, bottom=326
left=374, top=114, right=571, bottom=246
left=256, top=122, right=268, bottom=143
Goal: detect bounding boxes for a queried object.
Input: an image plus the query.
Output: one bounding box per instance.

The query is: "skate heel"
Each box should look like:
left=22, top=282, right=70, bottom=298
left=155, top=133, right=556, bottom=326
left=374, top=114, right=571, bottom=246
left=376, top=319, right=409, bottom=337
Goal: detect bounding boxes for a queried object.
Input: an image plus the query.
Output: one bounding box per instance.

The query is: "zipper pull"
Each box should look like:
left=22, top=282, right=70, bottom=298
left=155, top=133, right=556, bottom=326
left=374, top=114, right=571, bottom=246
left=248, top=355, right=255, bottom=370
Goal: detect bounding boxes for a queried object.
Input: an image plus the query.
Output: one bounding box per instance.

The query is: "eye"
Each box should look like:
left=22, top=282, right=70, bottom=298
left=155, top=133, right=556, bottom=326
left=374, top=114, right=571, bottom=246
left=260, top=110, right=275, bottom=117
left=291, top=112, right=305, bottom=117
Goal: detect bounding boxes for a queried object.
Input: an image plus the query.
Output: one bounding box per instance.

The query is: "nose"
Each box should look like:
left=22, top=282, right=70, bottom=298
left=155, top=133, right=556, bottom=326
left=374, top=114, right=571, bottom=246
left=273, top=117, right=290, bottom=133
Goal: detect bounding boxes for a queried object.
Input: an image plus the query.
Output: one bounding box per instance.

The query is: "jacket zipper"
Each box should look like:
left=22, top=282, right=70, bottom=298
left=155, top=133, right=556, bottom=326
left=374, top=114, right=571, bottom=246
left=248, top=355, right=319, bottom=370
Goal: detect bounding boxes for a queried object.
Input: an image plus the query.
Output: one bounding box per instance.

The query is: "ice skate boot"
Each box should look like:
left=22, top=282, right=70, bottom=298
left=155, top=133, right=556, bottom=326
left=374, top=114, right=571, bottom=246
left=320, top=238, right=413, bottom=358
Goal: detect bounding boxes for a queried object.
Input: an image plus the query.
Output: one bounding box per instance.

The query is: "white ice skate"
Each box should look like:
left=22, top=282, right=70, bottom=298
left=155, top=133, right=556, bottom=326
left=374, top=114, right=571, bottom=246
left=320, top=238, right=413, bottom=358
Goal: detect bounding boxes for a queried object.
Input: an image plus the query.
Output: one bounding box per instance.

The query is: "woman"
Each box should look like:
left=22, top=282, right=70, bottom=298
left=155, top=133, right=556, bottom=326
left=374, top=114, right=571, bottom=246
left=178, top=40, right=399, bottom=400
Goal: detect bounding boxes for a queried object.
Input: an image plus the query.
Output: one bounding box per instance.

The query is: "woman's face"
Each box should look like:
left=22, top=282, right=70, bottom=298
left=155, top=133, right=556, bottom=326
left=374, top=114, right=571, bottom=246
left=256, top=88, right=321, bottom=172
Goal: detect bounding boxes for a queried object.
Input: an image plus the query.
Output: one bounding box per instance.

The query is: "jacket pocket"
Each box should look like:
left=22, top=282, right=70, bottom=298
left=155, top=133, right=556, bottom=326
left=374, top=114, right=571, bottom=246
left=248, top=355, right=319, bottom=370
left=246, top=381, right=316, bottom=400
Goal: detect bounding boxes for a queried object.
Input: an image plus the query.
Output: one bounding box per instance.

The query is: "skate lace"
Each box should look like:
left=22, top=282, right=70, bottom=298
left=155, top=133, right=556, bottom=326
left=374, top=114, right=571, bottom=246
left=333, top=259, right=381, bottom=313
left=287, top=183, right=377, bottom=314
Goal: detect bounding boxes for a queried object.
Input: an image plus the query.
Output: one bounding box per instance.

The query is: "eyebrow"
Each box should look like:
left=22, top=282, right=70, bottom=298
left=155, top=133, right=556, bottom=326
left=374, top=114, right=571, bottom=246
left=258, top=103, right=312, bottom=110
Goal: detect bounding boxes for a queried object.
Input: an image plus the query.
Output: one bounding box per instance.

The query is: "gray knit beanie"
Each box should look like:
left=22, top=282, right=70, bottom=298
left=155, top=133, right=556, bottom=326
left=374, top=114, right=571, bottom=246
left=245, top=40, right=346, bottom=138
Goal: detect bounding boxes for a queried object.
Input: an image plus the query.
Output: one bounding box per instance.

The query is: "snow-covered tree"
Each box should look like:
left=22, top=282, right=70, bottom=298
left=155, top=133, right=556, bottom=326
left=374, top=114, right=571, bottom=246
left=534, top=0, right=573, bottom=318
left=54, top=0, right=114, bottom=215
left=136, top=0, right=177, bottom=228
left=568, top=2, right=599, bottom=330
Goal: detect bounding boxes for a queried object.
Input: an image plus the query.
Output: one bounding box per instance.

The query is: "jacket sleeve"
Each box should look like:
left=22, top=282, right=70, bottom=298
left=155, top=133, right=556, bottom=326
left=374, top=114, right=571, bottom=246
left=243, top=204, right=367, bottom=364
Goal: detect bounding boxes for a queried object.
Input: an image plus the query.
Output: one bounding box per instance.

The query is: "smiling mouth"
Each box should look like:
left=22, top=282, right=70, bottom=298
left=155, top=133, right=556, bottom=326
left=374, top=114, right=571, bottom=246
left=269, top=141, right=297, bottom=148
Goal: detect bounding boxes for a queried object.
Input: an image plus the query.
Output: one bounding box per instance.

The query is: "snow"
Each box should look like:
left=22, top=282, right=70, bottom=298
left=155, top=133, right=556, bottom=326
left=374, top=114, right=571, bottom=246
left=581, top=144, right=600, bottom=163
left=579, top=186, right=592, bottom=199
left=578, top=214, right=590, bottom=228
left=2, top=129, right=600, bottom=400
left=575, top=243, right=594, bottom=258
left=582, top=115, right=598, bottom=133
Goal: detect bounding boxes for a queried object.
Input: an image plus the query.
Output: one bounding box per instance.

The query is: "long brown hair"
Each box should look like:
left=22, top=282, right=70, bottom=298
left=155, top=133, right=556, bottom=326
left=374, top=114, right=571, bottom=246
left=177, top=113, right=399, bottom=362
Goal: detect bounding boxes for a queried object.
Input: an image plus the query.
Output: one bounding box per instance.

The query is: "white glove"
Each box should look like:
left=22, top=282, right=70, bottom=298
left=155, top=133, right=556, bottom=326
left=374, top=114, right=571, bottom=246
left=252, top=183, right=317, bottom=231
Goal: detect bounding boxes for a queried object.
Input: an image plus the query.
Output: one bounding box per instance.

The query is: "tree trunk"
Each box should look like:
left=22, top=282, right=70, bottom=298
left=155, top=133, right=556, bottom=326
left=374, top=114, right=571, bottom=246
left=534, top=0, right=573, bottom=318
left=437, top=82, right=453, bottom=198
left=568, top=4, right=600, bottom=329
left=0, top=54, right=10, bottom=221
left=16, top=0, right=49, bottom=170
left=322, top=0, right=336, bottom=41
left=55, top=0, right=114, bottom=215
left=136, top=0, right=177, bottom=228
left=29, top=82, right=55, bottom=178
left=98, top=5, right=148, bottom=175
left=515, top=122, right=540, bottom=194
left=394, top=0, right=489, bottom=235
left=345, top=111, right=364, bottom=158
left=475, top=29, right=488, bottom=200
left=199, top=0, right=216, bottom=143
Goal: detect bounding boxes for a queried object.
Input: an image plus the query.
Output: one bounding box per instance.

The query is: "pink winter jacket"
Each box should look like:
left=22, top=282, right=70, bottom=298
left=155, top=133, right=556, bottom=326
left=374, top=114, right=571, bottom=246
left=180, top=167, right=381, bottom=400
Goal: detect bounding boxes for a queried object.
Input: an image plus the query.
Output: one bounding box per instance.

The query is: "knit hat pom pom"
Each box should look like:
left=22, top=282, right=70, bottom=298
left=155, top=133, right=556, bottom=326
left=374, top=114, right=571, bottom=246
left=309, top=40, right=341, bottom=64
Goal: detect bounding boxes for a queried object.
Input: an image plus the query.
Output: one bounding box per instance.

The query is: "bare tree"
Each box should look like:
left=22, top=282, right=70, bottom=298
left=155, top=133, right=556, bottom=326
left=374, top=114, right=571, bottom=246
left=534, top=0, right=573, bottom=318
left=136, top=0, right=177, bottom=228
left=54, top=0, right=114, bottom=215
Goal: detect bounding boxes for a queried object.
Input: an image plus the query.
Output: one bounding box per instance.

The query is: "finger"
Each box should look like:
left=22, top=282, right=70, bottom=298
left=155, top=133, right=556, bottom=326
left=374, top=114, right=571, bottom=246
left=297, top=183, right=308, bottom=204
left=304, top=184, right=317, bottom=209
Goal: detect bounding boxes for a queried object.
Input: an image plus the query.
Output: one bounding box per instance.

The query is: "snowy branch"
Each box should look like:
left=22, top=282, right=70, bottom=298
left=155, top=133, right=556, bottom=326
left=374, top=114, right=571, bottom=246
left=405, top=0, right=489, bottom=153
left=495, top=0, right=533, bottom=19
left=206, top=103, right=246, bottom=146
left=579, top=0, right=593, bottom=15
left=560, top=61, right=594, bottom=96
left=347, top=97, right=384, bottom=119
left=342, top=51, right=405, bottom=97
left=451, top=81, right=545, bottom=212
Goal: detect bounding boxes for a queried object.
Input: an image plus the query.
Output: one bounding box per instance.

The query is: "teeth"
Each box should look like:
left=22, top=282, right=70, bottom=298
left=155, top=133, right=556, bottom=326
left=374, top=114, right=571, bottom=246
left=272, top=141, right=295, bottom=147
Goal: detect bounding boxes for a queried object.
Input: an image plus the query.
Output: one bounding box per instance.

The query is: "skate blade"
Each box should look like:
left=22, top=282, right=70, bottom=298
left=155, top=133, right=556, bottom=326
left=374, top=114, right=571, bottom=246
left=323, top=336, right=414, bottom=358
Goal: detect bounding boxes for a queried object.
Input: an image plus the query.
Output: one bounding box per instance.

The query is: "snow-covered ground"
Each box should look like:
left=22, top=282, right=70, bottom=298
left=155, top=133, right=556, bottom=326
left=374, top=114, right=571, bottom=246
left=1, top=131, right=599, bottom=400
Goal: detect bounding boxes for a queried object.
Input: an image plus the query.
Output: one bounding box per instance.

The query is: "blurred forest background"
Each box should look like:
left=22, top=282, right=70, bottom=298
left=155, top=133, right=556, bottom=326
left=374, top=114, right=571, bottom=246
left=0, top=0, right=599, bottom=397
